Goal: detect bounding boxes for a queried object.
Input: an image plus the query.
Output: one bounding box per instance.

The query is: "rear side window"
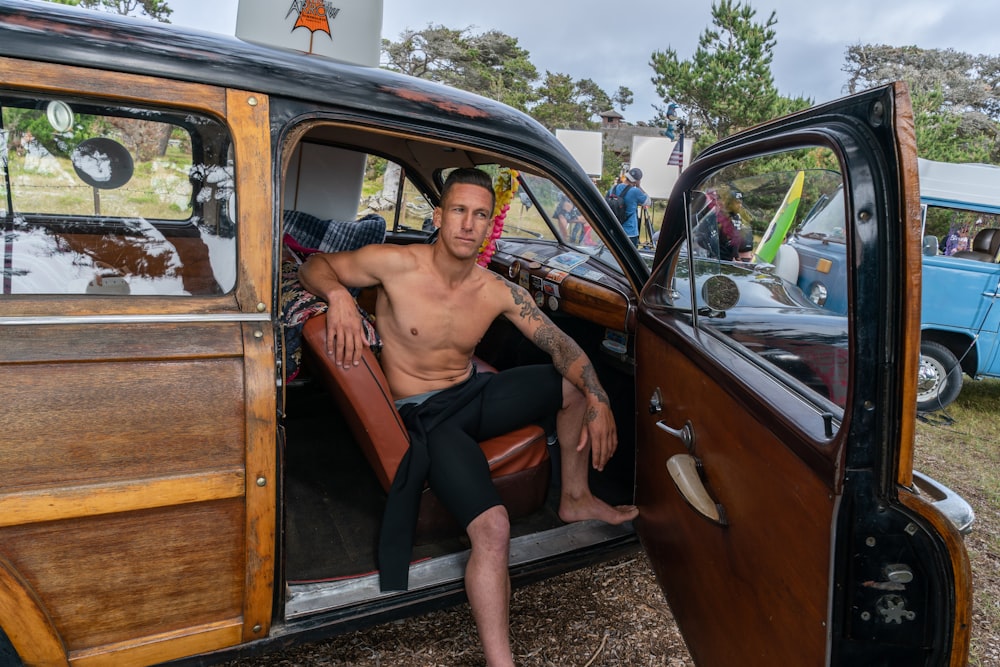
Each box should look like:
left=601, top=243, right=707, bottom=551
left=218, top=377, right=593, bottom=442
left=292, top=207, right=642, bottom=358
left=0, top=93, right=235, bottom=295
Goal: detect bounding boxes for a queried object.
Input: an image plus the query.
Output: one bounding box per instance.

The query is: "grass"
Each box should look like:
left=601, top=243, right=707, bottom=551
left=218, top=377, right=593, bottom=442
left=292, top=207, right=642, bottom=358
left=914, top=378, right=1000, bottom=665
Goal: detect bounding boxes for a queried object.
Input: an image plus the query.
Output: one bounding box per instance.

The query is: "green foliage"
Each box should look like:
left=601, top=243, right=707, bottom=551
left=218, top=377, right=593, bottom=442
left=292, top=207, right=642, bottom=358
left=381, top=25, right=624, bottom=128
left=649, top=0, right=811, bottom=150
left=843, top=44, right=1000, bottom=164
left=4, top=109, right=107, bottom=159
left=530, top=72, right=620, bottom=131
left=381, top=25, right=537, bottom=111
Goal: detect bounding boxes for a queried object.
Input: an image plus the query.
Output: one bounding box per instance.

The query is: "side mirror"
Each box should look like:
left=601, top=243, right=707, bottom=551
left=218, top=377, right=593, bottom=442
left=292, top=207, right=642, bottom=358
left=922, top=235, right=939, bottom=256
left=71, top=137, right=134, bottom=190
left=701, top=274, right=740, bottom=311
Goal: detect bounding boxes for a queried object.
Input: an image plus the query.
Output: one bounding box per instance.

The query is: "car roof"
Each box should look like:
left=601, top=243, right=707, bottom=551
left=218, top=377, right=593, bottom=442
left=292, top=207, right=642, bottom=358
left=0, top=0, right=573, bottom=175
left=918, top=157, right=1000, bottom=213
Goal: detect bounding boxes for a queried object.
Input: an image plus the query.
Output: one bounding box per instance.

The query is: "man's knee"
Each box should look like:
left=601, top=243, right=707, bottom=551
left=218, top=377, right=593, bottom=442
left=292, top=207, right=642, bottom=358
left=467, top=505, right=510, bottom=551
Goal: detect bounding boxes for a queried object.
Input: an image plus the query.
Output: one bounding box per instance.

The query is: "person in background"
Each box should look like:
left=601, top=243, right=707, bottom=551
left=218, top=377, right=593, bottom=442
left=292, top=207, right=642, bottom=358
left=554, top=196, right=587, bottom=244
left=607, top=167, right=651, bottom=247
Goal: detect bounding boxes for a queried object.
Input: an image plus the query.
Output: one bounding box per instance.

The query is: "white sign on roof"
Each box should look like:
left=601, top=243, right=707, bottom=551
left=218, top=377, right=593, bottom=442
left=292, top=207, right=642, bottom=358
left=236, top=0, right=382, bottom=66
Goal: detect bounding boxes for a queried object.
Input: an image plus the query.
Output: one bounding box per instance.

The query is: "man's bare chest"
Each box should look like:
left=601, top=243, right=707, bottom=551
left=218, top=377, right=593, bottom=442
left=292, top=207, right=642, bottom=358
left=379, top=281, right=499, bottom=351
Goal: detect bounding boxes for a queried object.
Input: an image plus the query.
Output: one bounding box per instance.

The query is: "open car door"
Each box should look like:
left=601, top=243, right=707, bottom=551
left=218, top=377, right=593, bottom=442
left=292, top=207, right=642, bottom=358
left=635, top=83, right=972, bottom=665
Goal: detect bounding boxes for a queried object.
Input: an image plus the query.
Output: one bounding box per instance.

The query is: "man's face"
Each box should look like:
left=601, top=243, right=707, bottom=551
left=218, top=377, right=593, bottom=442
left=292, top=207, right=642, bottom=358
left=433, top=183, right=494, bottom=260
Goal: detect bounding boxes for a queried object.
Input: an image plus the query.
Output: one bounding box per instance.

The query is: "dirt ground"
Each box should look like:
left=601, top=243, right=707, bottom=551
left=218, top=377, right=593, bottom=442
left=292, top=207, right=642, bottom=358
left=225, top=554, right=693, bottom=666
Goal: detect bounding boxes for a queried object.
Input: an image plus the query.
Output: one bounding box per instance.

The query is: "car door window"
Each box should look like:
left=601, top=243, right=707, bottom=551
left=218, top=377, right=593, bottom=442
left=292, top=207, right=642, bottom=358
left=659, top=149, right=850, bottom=414
left=0, top=92, right=235, bottom=295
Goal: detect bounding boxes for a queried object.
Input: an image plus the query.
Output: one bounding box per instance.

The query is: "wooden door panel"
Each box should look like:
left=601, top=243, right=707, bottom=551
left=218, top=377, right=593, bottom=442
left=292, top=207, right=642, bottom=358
left=1, top=500, right=245, bottom=653
left=636, top=325, right=834, bottom=665
left=0, top=322, right=253, bottom=662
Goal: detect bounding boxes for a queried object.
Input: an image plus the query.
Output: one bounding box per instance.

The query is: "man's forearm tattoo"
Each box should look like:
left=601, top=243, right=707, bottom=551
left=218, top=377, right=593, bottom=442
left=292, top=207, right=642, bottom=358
left=507, top=277, right=610, bottom=409
left=532, top=324, right=610, bottom=409
left=580, top=363, right=611, bottom=406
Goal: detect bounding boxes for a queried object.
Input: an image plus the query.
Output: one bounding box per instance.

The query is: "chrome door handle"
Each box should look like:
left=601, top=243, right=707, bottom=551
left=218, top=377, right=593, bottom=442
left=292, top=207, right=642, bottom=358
left=656, top=419, right=695, bottom=451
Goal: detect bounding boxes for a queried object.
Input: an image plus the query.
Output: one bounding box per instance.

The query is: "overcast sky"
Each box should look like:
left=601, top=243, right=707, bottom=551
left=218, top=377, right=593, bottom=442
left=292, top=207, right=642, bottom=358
left=164, top=0, right=1000, bottom=123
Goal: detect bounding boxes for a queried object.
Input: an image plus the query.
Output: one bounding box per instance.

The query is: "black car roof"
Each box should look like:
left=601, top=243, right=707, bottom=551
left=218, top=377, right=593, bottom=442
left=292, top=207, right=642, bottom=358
left=0, top=1, right=571, bottom=168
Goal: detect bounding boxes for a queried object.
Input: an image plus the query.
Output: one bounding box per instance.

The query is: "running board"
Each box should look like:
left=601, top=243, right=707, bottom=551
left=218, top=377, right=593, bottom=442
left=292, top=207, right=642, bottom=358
left=285, top=520, right=634, bottom=620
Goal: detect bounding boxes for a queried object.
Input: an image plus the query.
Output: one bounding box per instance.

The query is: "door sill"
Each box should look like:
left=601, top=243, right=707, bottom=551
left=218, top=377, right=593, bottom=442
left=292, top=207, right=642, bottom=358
left=285, top=519, right=634, bottom=619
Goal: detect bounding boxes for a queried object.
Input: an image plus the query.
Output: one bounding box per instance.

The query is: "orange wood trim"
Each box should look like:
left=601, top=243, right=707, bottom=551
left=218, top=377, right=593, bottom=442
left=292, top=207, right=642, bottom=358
left=892, top=82, right=921, bottom=488
left=0, top=56, right=225, bottom=116
left=544, top=275, right=629, bottom=330
left=898, top=490, right=973, bottom=666
left=227, top=86, right=277, bottom=642
left=241, top=320, right=277, bottom=641
left=67, top=618, right=242, bottom=667
left=0, top=296, right=242, bottom=318
left=0, top=555, right=68, bottom=666
left=0, top=471, right=245, bottom=528
left=227, top=88, right=274, bottom=313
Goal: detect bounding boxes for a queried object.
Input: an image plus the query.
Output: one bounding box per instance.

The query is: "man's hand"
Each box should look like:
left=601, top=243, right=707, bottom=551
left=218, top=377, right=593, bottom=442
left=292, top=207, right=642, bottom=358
left=324, top=290, right=367, bottom=368
left=578, top=396, right=617, bottom=471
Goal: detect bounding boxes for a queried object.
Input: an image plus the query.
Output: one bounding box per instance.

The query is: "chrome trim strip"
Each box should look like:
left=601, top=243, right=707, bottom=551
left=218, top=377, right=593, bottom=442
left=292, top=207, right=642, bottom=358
left=0, top=313, right=271, bottom=326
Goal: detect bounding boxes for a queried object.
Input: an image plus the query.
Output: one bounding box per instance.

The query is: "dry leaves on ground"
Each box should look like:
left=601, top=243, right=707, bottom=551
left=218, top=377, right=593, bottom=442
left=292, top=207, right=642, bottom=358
left=226, top=554, right=693, bottom=666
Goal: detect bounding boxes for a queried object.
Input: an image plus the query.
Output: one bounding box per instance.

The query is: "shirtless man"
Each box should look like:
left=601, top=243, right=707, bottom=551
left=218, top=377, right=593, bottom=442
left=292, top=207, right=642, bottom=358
left=299, top=167, right=637, bottom=667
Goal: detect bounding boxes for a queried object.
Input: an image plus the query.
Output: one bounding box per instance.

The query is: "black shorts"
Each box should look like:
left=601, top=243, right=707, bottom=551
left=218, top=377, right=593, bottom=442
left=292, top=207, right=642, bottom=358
left=424, top=364, right=562, bottom=528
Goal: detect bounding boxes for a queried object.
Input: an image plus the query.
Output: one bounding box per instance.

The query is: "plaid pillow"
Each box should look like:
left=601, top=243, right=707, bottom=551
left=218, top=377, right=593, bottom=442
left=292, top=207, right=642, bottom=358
left=283, top=210, right=386, bottom=254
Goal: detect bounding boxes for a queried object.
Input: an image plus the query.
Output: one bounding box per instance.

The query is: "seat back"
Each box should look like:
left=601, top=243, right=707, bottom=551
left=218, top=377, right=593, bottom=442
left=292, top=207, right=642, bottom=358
left=302, top=315, right=409, bottom=490
left=954, top=227, right=1000, bottom=262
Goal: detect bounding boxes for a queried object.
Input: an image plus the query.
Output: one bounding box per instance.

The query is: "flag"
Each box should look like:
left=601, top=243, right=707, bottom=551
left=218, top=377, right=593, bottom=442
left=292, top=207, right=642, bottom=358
left=667, top=138, right=684, bottom=168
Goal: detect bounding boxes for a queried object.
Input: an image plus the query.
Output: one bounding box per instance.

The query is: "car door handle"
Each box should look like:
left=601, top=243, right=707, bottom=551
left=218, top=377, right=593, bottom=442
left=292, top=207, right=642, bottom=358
left=666, top=454, right=727, bottom=526
left=656, top=419, right=695, bottom=451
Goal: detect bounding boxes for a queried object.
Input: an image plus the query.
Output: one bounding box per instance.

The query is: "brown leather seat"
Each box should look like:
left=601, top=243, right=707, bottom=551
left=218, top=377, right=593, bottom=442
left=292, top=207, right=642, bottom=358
left=953, top=227, right=1000, bottom=262
left=301, top=315, right=550, bottom=539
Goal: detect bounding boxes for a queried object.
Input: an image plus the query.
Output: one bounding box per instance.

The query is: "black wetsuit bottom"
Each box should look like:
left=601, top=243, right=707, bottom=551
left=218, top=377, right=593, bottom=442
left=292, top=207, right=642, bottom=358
left=421, top=363, right=562, bottom=527
left=379, top=363, right=562, bottom=591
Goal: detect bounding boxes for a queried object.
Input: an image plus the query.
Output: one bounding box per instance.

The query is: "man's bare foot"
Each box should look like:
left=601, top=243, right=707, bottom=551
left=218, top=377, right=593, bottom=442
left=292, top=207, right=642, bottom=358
left=558, top=493, right=639, bottom=525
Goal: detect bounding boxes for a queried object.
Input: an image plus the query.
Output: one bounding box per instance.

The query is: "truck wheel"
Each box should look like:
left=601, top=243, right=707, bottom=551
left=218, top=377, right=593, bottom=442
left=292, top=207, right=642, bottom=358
left=916, top=340, right=963, bottom=412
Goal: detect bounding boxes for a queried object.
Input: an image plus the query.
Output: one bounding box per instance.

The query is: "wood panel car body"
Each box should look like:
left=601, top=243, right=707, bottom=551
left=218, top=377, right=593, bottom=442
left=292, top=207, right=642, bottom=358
left=0, top=2, right=971, bottom=665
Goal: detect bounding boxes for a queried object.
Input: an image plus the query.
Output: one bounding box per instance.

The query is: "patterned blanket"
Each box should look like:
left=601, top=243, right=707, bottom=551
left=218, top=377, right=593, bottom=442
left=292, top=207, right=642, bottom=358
left=280, top=210, right=385, bottom=381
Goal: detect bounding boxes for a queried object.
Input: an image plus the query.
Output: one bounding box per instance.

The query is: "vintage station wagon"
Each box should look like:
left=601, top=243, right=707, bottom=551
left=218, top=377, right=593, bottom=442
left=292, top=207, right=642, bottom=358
left=0, top=1, right=972, bottom=665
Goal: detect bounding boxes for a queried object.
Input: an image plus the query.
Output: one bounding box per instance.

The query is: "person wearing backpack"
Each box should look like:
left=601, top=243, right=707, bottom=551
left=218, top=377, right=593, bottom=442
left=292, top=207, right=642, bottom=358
left=606, top=167, right=651, bottom=247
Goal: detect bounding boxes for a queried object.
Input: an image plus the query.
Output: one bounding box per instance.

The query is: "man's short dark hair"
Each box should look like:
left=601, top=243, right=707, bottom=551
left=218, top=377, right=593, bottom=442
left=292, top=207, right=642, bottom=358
left=441, top=167, right=495, bottom=212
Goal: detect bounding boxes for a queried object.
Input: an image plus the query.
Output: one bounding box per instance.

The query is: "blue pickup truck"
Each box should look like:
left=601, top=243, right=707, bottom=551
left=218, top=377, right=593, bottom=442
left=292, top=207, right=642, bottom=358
left=780, top=158, right=1000, bottom=411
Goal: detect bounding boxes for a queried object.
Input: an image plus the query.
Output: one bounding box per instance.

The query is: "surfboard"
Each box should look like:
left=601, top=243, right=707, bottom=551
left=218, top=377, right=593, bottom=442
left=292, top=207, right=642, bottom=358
left=754, top=170, right=804, bottom=263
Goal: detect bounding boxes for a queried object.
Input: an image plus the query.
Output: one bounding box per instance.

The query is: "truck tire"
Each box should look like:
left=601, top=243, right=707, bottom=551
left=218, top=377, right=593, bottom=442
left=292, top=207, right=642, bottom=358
left=916, top=340, right=963, bottom=412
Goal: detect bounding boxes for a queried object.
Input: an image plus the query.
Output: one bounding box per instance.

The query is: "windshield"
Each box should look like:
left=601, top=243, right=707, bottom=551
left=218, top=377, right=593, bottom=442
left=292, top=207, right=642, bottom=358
left=797, top=185, right=847, bottom=243
left=511, top=172, right=605, bottom=251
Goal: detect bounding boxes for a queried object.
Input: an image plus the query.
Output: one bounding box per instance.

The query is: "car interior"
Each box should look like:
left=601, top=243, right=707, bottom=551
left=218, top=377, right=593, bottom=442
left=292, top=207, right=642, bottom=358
left=952, top=226, right=1000, bottom=262
left=276, top=121, right=641, bottom=615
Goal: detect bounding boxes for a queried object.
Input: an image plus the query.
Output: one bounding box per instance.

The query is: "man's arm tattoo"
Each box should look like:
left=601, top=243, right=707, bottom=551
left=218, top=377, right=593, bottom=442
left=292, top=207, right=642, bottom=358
left=506, top=277, right=609, bottom=407
left=508, top=282, right=544, bottom=323
left=532, top=323, right=610, bottom=407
